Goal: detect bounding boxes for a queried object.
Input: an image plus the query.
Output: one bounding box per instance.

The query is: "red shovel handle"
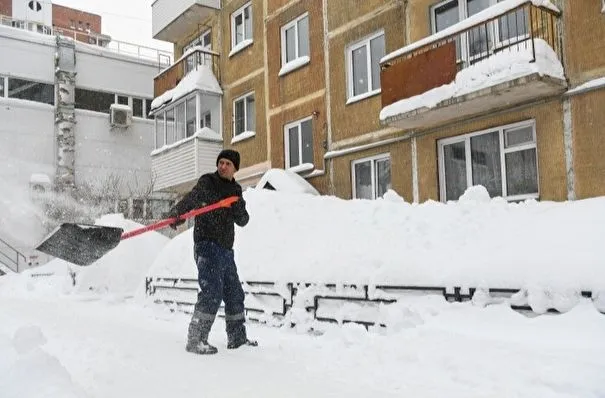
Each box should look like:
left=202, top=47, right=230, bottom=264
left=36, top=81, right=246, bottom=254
left=120, top=196, right=240, bottom=240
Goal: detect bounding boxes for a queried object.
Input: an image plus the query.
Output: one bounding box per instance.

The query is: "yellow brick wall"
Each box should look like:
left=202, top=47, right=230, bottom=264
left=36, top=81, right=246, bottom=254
left=220, top=0, right=265, bottom=83
left=328, top=4, right=405, bottom=143
left=572, top=88, right=605, bottom=199
left=415, top=100, right=567, bottom=202
left=331, top=141, right=413, bottom=201
left=266, top=0, right=325, bottom=108
left=269, top=97, right=326, bottom=169
left=563, top=1, right=605, bottom=85
left=327, top=0, right=403, bottom=31
left=223, top=73, right=268, bottom=168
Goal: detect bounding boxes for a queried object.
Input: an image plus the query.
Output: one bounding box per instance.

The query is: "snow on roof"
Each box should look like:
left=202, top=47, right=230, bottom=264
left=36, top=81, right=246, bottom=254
left=151, top=65, right=222, bottom=111
left=197, top=126, right=223, bottom=142
left=381, top=0, right=560, bottom=64
left=566, top=76, right=605, bottom=96
left=29, top=173, right=51, bottom=185
left=110, top=103, right=132, bottom=112
left=0, top=261, right=14, bottom=275
left=255, top=169, right=320, bottom=195
left=380, top=39, right=565, bottom=121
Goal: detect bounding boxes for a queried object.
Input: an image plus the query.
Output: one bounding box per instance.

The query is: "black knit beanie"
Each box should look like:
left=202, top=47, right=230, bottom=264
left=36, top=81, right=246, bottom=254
left=216, top=149, right=240, bottom=170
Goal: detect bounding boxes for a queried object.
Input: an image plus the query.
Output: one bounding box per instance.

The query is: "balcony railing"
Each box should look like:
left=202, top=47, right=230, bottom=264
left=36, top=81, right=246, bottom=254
left=379, top=1, right=565, bottom=130
left=154, top=47, right=220, bottom=98
left=0, top=14, right=172, bottom=67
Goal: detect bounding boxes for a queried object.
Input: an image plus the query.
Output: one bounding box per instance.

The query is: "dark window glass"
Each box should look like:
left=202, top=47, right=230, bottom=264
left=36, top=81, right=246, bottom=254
left=75, top=88, right=114, bottom=113
left=8, top=78, right=54, bottom=105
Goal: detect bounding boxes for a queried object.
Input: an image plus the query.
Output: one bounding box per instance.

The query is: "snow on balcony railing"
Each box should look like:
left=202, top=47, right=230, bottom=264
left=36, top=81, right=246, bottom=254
left=0, top=14, right=172, bottom=67
left=153, top=46, right=220, bottom=99
left=379, top=0, right=563, bottom=121
left=381, top=0, right=560, bottom=65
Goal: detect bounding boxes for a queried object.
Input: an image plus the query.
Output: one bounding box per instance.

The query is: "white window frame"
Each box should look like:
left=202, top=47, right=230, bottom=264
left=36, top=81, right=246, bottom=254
left=280, top=13, right=309, bottom=69
left=154, top=93, right=199, bottom=148
left=231, top=2, right=253, bottom=50
left=184, top=29, right=211, bottom=52
left=345, top=30, right=385, bottom=103
left=437, top=120, right=539, bottom=202
left=232, top=92, right=255, bottom=137
left=284, top=116, right=314, bottom=169
left=351, top=153, right=391, bottom=200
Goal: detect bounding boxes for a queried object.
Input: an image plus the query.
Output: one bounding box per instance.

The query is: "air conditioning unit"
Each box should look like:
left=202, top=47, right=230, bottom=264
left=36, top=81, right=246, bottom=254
left=110, top=104, right=133, bottom=128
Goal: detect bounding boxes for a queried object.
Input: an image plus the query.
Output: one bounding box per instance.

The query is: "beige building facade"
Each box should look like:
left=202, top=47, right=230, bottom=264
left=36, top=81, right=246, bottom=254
left=150, top=0, right=605, bottom=203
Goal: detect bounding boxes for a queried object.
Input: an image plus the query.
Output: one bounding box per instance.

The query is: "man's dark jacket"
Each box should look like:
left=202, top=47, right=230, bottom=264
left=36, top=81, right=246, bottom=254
left=172, top=171, right=249, bottom=249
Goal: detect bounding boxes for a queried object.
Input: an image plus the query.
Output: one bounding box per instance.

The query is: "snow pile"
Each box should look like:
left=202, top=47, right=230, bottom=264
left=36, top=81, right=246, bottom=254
left=0, top=326, right=89, bottom=398
left=0, top=214, right=169, bottom=298
left=74, top=214, right=169, bottom=297
left=255, top=168, right=320, bottom=195
left=381, top=39, right=565, bottom=120
left=149, top=186, right=605, bottom=296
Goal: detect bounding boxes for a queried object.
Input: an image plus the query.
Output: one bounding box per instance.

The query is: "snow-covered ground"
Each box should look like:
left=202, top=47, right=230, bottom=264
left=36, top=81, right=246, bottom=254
left=1, top=279, right=604, bottom=398
left=1, top=179, right=605, bottom=397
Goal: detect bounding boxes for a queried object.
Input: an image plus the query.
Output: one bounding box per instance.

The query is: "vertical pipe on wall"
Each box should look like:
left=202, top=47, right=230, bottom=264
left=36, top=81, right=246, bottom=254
left=322, top=0, right=334, bottom=195
left=563, top=97, right=575, bottom=201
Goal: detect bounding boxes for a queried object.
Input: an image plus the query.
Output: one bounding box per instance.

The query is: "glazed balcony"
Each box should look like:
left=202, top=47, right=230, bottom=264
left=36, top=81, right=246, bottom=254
left=152, top=0, right=220, bottom=42
left=379, top=1, right=567, bottom=131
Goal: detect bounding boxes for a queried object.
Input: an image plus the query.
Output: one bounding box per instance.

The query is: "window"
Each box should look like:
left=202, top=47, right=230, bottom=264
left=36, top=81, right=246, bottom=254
left=147, top=199, right=173, bottom=219
left=75, top=88, right=114, bottom=113
left=132, top=199, right=144, bottom=219
left=0, top=77, right=5, bottom=97
left=233, top=92, right=255, bottom=136
left=352, top=155, right=392, bottom=200
left=281, top=13, right=309, bottom=66
left=116, top=95, right=129, bottom=106
left=438, top=121, right=538, bottom=202
left=7, top=78, right=54, bottom=105
left=284, top=117, right=313, bottom=168
left=185, top=29, right=212, bottom=71
left=175, top=101, right=186, bottom=141
left=231, top=2, right=252, bottom=49
left=431, top=0, right=529, bottom=64
left=145, top=99, right=152, bottom=119
left=155, top=113, right=165, bottom=149
left=200, top=111, right=212, bottom=129
left=346, top=31, right=385, bottom=101
left=186, top=97, right=196, bottom=137
left=132, top=98, right=143, bottom=117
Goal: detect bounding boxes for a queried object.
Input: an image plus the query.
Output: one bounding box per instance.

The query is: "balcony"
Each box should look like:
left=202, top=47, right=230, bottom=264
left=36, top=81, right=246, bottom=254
left=379, top=1, right=567, bottom=131
left=151, top=131, right=223, bottom=193
left=152, top=0, right=220, bottom=42
left=154, top=47, right=220, bottom=99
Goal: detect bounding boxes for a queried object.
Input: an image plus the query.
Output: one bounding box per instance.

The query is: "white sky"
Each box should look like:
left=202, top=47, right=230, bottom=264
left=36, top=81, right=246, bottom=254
left=53, top=0, right=173, bottom=53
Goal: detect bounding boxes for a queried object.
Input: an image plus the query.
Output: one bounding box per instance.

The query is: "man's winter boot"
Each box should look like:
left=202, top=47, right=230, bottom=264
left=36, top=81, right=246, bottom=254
left=185, top=316, right=218, bottom=355
left=226, top=321, right=257, bottom=349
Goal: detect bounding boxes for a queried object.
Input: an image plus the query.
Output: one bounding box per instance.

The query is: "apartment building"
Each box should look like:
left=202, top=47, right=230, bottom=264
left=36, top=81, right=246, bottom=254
left=150, top=0, right=605, bottom=203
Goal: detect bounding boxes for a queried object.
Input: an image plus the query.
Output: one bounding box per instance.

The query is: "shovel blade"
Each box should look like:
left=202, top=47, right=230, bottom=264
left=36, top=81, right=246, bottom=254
left=36, top=223, right=124, bottom=266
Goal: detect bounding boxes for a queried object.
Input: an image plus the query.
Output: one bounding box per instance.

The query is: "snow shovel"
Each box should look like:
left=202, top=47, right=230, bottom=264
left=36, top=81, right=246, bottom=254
left=35, top=196, right=240, bottom=266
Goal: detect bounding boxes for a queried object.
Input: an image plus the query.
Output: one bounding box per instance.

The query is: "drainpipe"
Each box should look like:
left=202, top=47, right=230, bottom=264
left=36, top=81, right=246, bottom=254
left=322, top=0, right=334, bottom=195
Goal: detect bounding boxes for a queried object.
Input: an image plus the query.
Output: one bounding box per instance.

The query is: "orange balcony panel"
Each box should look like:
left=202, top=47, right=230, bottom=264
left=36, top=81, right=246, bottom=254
left=381, top=42, right=457, bottom=108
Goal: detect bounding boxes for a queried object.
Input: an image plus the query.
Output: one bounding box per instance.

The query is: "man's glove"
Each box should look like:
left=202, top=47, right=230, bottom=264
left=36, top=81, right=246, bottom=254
left=162, top=208, right=186, bottom=230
